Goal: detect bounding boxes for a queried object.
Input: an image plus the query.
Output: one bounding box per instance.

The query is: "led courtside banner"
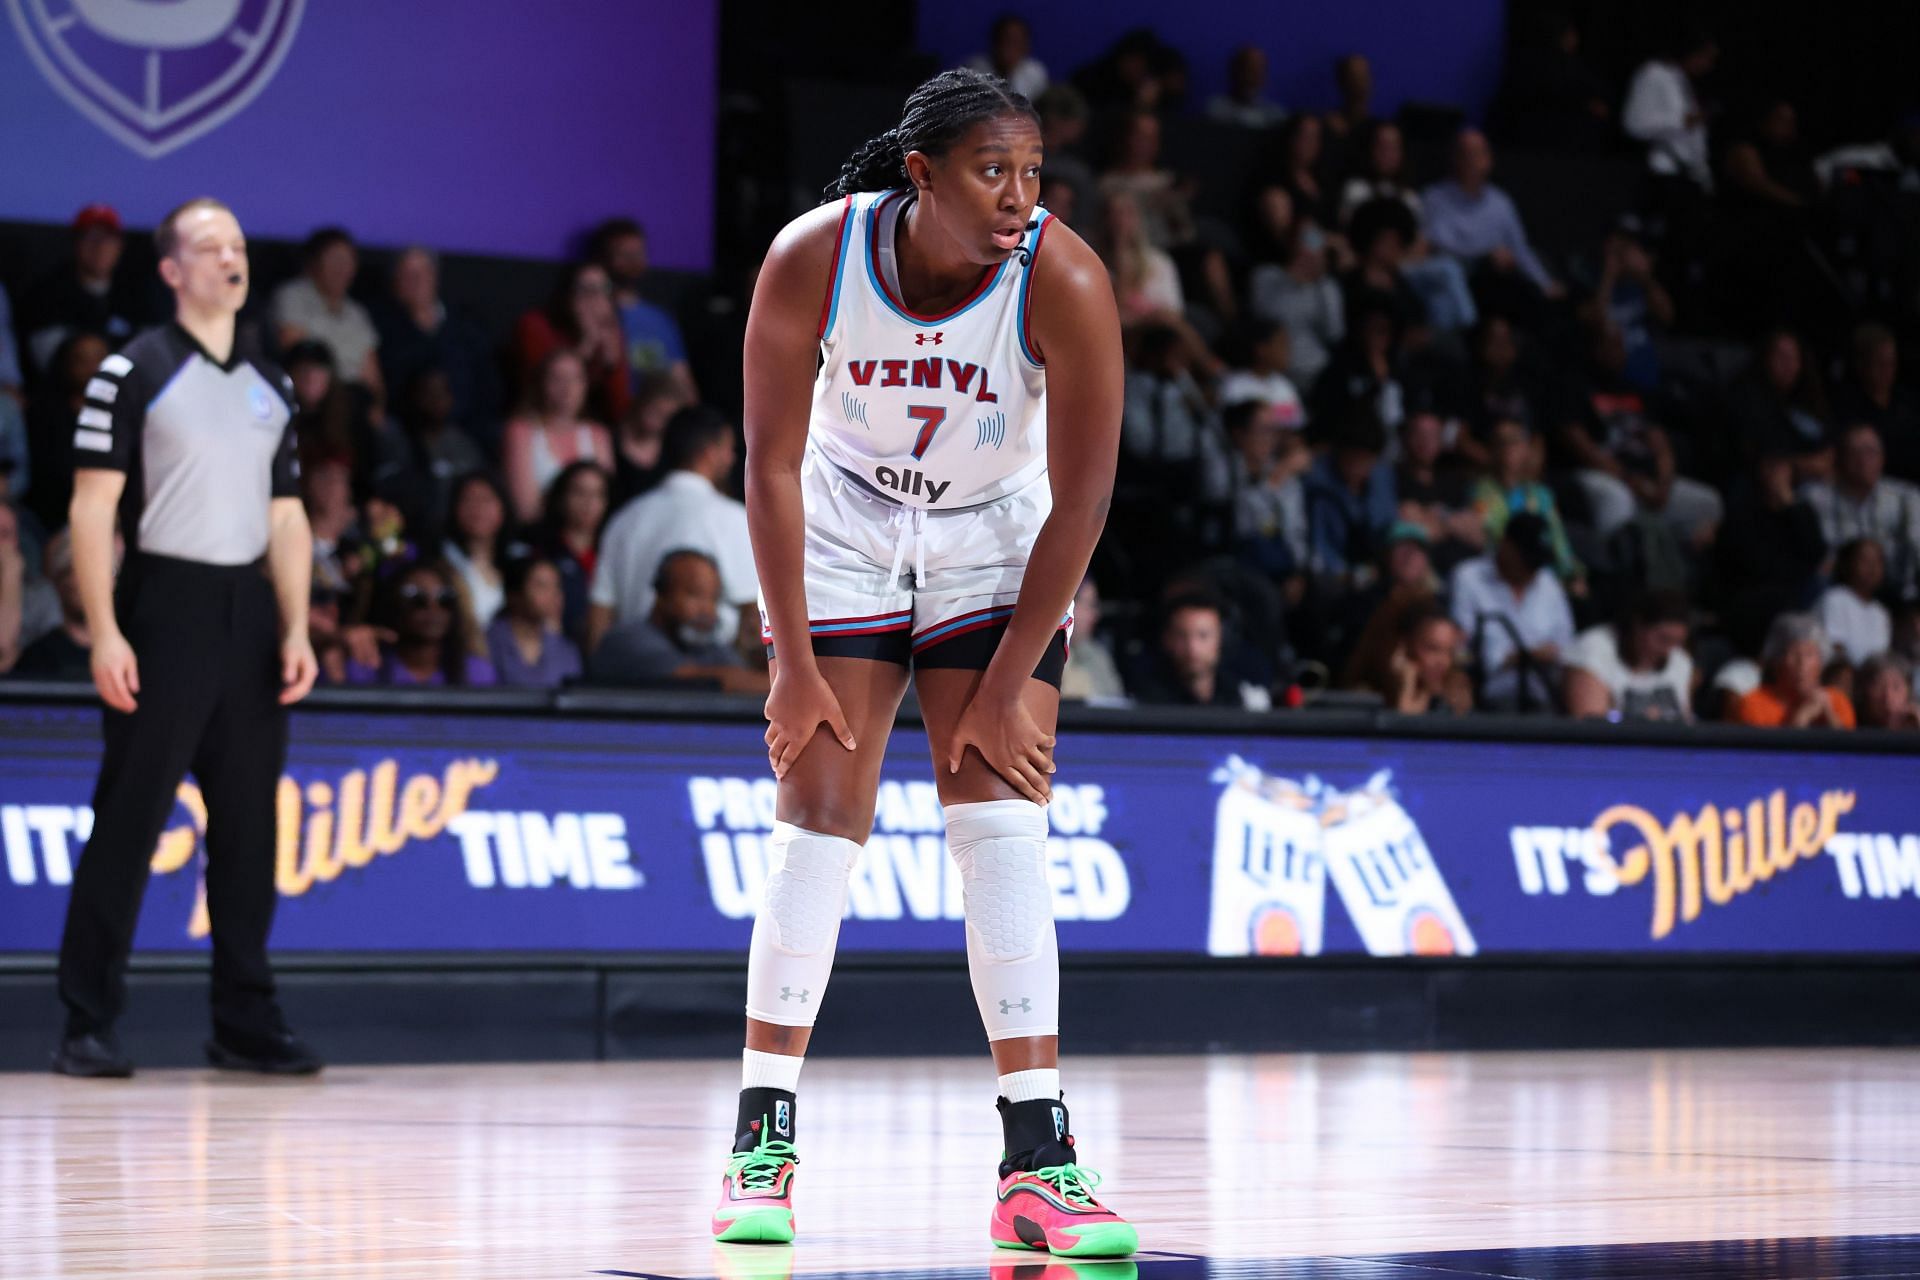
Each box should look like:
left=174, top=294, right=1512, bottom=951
left=1, top=703, right=1916, bottom=955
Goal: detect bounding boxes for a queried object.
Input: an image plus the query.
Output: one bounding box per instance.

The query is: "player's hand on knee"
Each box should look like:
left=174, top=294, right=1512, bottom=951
left=91, top=631, right=140, bottom=713
left=763, top=666, right=856, bottom=779
left=948, top=693, right=1055, bottom=805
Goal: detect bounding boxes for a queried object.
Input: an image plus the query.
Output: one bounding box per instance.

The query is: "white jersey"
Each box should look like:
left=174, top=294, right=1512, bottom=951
left=810, top=188, right=1054, bottom=510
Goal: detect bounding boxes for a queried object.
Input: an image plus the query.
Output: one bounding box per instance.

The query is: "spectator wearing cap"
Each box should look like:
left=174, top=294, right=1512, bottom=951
left=966, top=14, right=1049, bottom=101
left=1303, top=412, right=1396, bottom=582
left=21, top=205, right=157, bottom=370
left=1208, top=45, right=1285, bottom=129
left=1060, top=576, right=1127, bottom=702
left=1802, top=423, right=1920, bottom=601
left=11, top=531, right=89, bottom=680
left=1450, top=511, right=1575, bottom=711
left=1564, top=590, right=1696, bottom=722
left=1131, top=590, right=1271, bottom=710
left=591, top=218, right=698, bottom=404
left=1472, top=418, right=1584, bottom=586
left=1855, top=653, right=1919, bottom=730
left=1818, top=538, right=1893, bottom=666
left=1422, top=129, right=1564, bottom=314
left=486, top=555, right=582, bottom=689
left=373, top=247, right=503, bottom=450
left=1727, top=613, right=1853, bottom=729
left=1832, top=324, right=1920, bottom=482
left=588, top=548, right=765, bottom=693
left=1562, top=318, right=1722, bottom=544
left=270, top=228, right=384, bottom=414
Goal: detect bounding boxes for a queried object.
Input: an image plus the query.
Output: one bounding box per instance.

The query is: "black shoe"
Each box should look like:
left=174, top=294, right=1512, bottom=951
left=51, top=1030, right=134, bottom=1078
left=205, top=1028, right=324, bottom=1076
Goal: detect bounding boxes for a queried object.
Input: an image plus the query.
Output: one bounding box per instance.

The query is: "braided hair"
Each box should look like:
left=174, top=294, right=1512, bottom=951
left=824, top=68, right=1039, bottom=203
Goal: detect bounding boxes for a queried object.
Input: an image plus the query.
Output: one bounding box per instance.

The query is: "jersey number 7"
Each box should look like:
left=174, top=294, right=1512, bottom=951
left=907, top=405, right=947, bottom=460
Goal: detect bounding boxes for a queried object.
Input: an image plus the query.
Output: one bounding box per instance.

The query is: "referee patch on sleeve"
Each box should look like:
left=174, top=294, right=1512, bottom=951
left=99, top=354, right=133, bottom=377
left=75, top=428, right=114, bottom=452
left=77, top=406, right=113, bottom=431
left=84, top=377, right=119, bottom=404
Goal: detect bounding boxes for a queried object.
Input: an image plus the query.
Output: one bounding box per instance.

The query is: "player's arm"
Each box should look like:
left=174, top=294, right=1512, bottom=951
left=70, top=354, right=143, bottom=711
left=977, top=222, right=1123, bottom=704
left=744, top=203, right=859, bottom=773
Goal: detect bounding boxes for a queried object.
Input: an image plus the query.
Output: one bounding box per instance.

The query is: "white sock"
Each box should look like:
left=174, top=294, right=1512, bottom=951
left=743, top=1047, right=804, bottom=1093
left=998, top=1067, right=1060, bottom=1103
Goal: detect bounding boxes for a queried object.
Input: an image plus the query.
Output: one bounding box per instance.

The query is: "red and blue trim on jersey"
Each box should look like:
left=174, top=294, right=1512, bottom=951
left=864, top=190, right=1008, bottom=326
left=818, top=195, right=858, bottom=341
left=911, top=603, right=1018, bottom=653
left=1015, top=209, right=1053, bottom=368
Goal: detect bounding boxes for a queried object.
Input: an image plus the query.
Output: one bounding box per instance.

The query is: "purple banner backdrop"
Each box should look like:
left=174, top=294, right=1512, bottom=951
left=0, top=0, right=717, bottom=265
left=914, top=1, right=1506, bottom=121
left=1, top=701, right=1917, bottom=955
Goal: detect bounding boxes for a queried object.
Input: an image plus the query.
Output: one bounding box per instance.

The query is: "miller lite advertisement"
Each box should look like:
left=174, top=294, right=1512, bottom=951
left=0, top=702, right=1916, bottom=955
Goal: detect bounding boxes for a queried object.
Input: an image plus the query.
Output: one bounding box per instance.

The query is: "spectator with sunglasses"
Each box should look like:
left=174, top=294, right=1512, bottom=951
left=342, top=561, right=497, bottom=687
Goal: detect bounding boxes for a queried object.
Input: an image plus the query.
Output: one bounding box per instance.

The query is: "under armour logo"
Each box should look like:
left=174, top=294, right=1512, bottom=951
left=780, top=987, right=810, bottom=1003
left=999, top=998, right=1032, bottom=1014
left=915, top=331, right=944, bottom=345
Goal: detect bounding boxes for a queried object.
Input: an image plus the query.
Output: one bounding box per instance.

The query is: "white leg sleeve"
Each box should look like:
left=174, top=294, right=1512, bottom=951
left=744, top=822, right=862, bottom=1028
left=946, top=798, right=1059, bottom=1041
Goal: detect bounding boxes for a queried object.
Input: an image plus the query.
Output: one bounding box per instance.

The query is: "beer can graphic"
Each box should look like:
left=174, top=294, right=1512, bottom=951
left=1207, top=757, right=1328, bottom=956
left=1319, top=771, right=1478, bottom=956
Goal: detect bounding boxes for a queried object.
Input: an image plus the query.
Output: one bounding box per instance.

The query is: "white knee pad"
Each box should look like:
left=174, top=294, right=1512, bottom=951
left=745, top=822, right=861, bottom=1028
left=947, top=799, right=1059, bottom=1041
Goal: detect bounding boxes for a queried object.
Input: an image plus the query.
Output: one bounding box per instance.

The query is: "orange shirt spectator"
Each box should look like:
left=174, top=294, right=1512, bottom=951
left=1726, top=613, right=1856, bottom=729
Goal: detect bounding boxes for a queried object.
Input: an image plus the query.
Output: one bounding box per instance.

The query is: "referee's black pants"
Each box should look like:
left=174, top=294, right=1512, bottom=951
left=58, top=552, right=290, bottom=1039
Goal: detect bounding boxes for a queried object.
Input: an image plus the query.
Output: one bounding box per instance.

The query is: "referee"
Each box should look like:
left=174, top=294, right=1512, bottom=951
left=52, top=198, right=323, bottom=1078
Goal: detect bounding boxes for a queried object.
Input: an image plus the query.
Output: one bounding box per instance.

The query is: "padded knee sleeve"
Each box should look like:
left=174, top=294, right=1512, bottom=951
left=947, top=799, right=1059, bottom=1041
left=745, top=822, right=861, bottom=1028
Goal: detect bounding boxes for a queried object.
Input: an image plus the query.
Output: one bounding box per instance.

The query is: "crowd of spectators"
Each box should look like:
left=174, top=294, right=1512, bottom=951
left=3, top=13, right=1920, bottom=733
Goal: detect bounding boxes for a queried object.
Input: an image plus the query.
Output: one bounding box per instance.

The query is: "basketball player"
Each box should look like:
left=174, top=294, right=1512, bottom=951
left=712, top=69, right=1132, bottom=1258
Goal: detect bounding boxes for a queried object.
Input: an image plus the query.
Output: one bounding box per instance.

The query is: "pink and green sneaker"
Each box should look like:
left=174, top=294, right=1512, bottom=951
left=711, top=1119, right=797, bottom=1244
left=991, top=1161, right=1138, bottom=1258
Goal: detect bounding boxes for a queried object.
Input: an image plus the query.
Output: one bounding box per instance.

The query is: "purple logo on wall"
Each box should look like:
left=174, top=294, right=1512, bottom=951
left=6, top=0, right=304, bottom=159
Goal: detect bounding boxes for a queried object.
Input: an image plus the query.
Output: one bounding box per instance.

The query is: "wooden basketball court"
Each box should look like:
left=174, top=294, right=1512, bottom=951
left=4, top=1048, right=1917, bottom=1278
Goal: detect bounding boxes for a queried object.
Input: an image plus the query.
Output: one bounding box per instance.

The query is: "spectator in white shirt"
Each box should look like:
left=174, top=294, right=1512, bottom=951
left=588, top=406, right=756, bottom=653
left=966, top=14, right=1048, bottom=101
left=1450, top=511, right=1574, bottom=711
left=1818, top=537, right=1893, bottom=666
left=271, top=228, right=385, bottom=412
left=1564, top=589, right=1695, bottom=722
left=1802, top=423, right=1920, bottom=600
left=1217, top=320, right=1307, bottom=431
left=1622, top=30, right=1718, bottom=190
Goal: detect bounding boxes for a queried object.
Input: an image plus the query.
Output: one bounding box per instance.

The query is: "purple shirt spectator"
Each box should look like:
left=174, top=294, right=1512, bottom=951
left=485, top=615, right=582, bottom=689
left=342, top=652, right=498, bottom=687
